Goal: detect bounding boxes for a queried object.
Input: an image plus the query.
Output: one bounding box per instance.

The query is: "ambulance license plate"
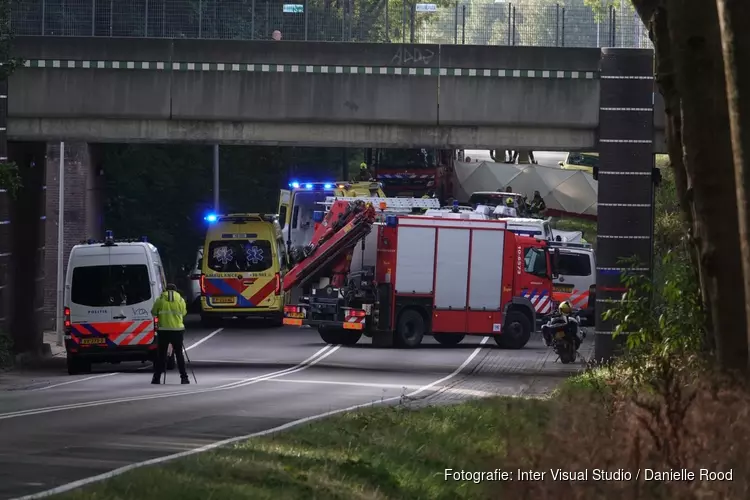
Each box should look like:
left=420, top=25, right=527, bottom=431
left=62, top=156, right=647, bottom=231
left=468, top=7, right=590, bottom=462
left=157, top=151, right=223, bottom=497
left=80, top=337, right=106, bottom=345
left=286, top=312, right=304, bottom=319
left=553, top=285, right=573, bottom=293
left=211, top=297, right=236, bottom=305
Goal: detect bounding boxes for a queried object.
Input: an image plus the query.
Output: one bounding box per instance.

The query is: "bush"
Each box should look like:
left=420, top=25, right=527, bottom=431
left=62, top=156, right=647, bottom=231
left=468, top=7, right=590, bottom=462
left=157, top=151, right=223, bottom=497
left=0, top=330, right=13, bottom=370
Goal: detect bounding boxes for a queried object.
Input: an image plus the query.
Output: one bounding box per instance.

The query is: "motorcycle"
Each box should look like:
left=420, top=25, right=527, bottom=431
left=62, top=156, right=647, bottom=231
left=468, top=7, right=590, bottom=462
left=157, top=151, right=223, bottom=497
left=541, top=310, right=586, bottom=364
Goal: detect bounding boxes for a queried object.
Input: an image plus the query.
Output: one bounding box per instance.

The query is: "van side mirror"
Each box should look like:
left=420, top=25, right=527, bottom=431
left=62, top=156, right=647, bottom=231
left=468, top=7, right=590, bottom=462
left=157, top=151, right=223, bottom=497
left=558, top=161, right=564, bottom=167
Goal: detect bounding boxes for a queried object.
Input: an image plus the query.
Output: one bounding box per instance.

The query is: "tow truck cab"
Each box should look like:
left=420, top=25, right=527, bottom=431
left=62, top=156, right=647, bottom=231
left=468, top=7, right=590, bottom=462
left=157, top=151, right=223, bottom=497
left=284, top=211, right=558, bottom=349
left=277, top=181, right=386, bottom=252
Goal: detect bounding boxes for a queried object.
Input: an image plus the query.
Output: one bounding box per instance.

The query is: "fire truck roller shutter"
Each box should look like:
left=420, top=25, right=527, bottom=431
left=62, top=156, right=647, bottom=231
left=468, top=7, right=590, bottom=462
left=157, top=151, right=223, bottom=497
left=394, top=227, right=435, bottom=294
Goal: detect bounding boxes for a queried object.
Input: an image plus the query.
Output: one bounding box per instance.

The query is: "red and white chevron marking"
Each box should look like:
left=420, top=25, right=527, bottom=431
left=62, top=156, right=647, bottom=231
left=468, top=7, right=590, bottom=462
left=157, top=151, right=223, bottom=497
left=531, top=294, right=552, bottom=314
left=345, top=316, right=366, bottom=324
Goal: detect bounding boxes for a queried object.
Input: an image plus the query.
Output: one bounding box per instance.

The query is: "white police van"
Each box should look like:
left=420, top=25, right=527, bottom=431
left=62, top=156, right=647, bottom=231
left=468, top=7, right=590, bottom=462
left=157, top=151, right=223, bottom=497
left=63, top=230, right=173, bottom=375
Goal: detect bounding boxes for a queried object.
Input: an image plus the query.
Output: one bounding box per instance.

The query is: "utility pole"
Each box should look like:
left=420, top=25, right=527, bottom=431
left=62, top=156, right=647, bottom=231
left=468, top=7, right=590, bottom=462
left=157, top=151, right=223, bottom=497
left=213, top=144, right=220, bottom=213
left=55, top=142, right=65, bottom=347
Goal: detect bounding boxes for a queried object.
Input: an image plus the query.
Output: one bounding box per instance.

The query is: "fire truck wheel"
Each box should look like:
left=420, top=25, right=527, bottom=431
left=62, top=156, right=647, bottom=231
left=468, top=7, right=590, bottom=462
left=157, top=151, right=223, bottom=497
left=434, top=333, right=465, bottom=346
left=495, top=311, right=532, bottom=349
left=318, top=326, right=361, bottom=346
left=395, top=309, right=425, bottom=348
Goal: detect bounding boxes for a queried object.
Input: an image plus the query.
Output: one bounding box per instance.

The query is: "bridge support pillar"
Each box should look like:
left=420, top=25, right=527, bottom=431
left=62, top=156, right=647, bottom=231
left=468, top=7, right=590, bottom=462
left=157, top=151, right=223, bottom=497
left=43, top=143, right=104, bottom=330
left=594, top=48, right=656, bottom=363
left=6, top=142, right=46, bottom=353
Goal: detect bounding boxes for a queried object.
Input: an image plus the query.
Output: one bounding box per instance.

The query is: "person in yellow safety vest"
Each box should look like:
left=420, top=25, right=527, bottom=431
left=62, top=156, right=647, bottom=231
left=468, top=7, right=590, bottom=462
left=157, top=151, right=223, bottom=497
left=151, top=284, right=190, bottom=385
left=420, top=191, right=433, bottom=213
left=358, top=162, right=373, bottom=181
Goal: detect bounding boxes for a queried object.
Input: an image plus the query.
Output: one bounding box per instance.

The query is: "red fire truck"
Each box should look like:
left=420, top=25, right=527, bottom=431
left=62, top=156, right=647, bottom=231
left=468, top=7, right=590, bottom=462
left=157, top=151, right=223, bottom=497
left=370, top=148, right=454, bottom=201
left=280, top=198, right=559, bottom=349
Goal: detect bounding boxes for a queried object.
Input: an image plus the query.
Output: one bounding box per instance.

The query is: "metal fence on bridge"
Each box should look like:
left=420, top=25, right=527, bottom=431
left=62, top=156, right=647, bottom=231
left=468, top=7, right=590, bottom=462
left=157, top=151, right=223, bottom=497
left=10, top=0, right=651, bottom=49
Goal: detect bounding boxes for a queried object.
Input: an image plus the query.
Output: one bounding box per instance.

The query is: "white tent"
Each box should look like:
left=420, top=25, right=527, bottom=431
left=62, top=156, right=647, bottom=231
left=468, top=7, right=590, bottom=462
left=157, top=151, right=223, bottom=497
left=452, top=161, right=598, bottom=217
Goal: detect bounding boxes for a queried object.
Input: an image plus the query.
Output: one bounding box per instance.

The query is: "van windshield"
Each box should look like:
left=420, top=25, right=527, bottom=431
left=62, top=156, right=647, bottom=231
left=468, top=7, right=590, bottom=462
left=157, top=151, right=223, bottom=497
left=71, top=264, right=152, bottom=307
left=557, top=252, right=592, bottom=276
left=207, top=240, right=273, bottom=273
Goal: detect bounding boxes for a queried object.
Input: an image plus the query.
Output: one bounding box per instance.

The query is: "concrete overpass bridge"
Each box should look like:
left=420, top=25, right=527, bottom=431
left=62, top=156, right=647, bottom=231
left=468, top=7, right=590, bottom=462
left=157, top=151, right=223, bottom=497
left=8, top=36, right=665, bottom=152
left=3, top=36, right=661, bottom=359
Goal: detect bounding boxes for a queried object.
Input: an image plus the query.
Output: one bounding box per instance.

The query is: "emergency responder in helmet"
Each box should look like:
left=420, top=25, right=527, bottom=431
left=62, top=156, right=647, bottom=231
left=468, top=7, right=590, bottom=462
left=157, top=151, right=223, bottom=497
left=358, top=162, right=373, bottom=181
left=558, top=301, right=572, bottom=316
left=151, top=284, right=189, bottom=385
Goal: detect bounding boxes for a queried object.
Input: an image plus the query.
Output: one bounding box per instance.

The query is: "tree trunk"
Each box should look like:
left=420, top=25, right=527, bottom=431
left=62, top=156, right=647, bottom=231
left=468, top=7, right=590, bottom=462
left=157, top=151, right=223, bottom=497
left=665, top=0, right=747, bottom=372
left=715, top=0, right=750, bottom=370
left=648, top=6, right=714, bottom=351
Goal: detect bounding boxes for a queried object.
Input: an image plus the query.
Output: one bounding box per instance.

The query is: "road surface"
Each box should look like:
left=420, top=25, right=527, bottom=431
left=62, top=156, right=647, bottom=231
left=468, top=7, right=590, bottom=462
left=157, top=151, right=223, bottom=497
left=0, top=316, right=589, bottom=499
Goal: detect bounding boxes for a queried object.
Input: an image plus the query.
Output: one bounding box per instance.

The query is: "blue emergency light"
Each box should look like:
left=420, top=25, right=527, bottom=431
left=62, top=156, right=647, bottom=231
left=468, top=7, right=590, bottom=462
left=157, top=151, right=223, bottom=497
left=385, top=215, right=398, bottom=227
left=204, top=213, right=218, bottom=223
left=105, top=230, right=113, bottom=240
left=305, top=183, right=313, bottom=189
left=312, top=211, right=324, bottom=223
left=289, top=181, right=300, bottom=189
left=141, top=236, right=148, bottom=242
left=452, top=200, right=459, bottom=207
left=324, top=183, right=332, bottom=189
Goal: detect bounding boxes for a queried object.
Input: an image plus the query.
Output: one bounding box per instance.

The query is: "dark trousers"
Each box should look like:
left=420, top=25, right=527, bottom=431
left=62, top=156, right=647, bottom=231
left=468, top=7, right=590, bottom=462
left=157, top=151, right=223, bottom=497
left=154, top=330, right=187, bottom=378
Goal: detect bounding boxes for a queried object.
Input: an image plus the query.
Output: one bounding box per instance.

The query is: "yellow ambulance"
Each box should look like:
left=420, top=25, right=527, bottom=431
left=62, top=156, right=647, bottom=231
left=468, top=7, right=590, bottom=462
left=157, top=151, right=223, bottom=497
left=200, top=213, right=288, bottom=327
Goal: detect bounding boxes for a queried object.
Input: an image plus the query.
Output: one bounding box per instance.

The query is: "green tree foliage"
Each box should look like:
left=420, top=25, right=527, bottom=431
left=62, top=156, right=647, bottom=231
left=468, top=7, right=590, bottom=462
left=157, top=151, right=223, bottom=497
left=102, top=144, right=344, bottom=279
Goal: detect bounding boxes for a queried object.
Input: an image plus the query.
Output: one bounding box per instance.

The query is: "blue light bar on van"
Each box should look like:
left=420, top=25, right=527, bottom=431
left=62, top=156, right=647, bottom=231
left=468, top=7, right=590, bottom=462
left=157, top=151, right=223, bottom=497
left=204, top=213, right=218, bottom=223
left=385, top=215, right=398, bottom=227
left=288, top=181, right=335, bottom=190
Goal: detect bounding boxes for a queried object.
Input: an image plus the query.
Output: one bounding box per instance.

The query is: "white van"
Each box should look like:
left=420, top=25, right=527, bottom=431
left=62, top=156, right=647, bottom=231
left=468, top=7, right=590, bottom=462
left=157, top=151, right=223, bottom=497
left=63, top=231, right=170, bottom=375
left=495, top=216, right=554, bottom=241
left=549, top=241, right=596, bottom=324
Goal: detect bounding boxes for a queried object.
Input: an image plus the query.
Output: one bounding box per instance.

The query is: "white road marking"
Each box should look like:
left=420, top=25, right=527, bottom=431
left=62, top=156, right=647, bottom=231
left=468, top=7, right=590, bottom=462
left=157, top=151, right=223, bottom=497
left=269, top=378, right=497, bottom=397
left=30, top=328, right=224, bottom=391
left=184, top=328, right=223, bottom=351
left=0, top=345, right=337, bottom=420
left=9, top=338, right=489, bottom=500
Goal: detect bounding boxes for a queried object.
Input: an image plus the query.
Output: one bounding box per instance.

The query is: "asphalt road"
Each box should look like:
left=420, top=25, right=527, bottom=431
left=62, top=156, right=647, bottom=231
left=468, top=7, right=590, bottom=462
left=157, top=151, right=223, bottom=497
left=0, top=315, right=587, bottom=499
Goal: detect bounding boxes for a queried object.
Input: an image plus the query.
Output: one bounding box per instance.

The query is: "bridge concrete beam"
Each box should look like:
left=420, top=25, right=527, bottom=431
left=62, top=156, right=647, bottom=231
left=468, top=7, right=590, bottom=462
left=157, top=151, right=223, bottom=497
left=7, top=117, right=666, bottom=153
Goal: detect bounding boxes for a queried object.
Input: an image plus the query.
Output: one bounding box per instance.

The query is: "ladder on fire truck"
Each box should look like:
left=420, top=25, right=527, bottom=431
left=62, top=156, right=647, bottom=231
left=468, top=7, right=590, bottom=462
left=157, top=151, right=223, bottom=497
left=318, top=196, right=441, bottom=213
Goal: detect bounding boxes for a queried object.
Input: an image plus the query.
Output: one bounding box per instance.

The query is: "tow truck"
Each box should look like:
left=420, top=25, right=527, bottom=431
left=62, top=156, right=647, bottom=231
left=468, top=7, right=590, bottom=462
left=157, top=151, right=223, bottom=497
left=281, top=197, right=558, bottom=348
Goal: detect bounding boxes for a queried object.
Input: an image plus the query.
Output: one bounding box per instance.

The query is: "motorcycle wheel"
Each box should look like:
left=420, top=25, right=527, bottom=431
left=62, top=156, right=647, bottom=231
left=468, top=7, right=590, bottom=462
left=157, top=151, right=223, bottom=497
left=558, top=341, right=576, bottom=364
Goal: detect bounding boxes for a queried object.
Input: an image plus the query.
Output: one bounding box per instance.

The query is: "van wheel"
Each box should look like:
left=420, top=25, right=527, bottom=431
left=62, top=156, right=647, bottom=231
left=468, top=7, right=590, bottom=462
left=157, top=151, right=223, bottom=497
left=395, top=309, right=425, bottom=348
left=166, top=353, right=176, bottom=371
left=495, top=311, right=531, bottom=349
left=67, top=355, right=91, bottom=375
left=269, top=313, right=284, bottom=328
left=434, top=333, right=465, bottom=346
left=318, top=326, right=361, bottom=346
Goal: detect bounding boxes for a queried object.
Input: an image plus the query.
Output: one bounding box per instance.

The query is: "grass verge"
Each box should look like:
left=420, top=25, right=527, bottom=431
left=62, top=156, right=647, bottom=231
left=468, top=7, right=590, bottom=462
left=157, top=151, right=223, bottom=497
left=56, top=396, right=551, bottom=500
left=54, top=364, right=750, bottom=500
